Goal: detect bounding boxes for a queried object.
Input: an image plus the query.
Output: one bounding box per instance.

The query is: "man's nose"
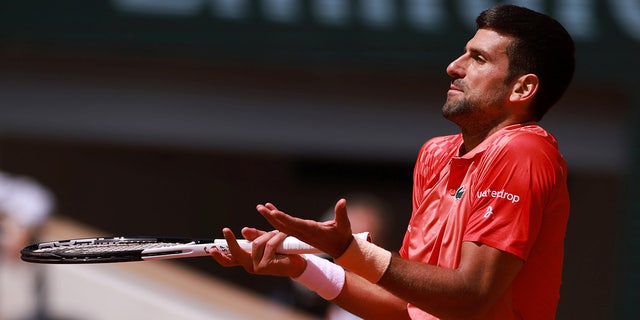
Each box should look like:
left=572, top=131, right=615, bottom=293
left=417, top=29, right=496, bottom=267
left=446, top=56, right=465, bottom=78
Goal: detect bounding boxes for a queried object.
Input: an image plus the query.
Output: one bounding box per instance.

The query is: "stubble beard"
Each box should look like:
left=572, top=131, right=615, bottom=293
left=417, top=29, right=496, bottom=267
left=442, top=91, right=511, bottom=137
left=442, top=96, right=474, bottom=123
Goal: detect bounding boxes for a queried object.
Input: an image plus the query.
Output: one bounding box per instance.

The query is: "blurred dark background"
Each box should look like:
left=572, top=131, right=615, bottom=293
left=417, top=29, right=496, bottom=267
left=0, top=1, right=637, bottom=319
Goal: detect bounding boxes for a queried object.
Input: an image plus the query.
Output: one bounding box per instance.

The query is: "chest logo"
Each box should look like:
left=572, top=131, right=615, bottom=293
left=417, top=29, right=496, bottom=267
left=454, top=186, right=465, bottom=200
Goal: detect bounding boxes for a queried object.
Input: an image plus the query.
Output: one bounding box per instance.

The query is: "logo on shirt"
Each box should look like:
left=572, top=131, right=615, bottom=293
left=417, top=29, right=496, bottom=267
left=454, top=186, right=465, bottom=200
left=483, top=206, right=494, bottom=219
left=476, top=188, right=521, bottom=203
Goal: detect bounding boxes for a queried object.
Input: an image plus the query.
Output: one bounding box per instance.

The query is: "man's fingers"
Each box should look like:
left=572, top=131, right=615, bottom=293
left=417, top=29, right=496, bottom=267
left=256, top=204, right=291, bottom=232
left=334, top=198, right=349, bottom=226
left=222, top=228, right=254, bottom=273
left=212, top=225, right=306, bottom=278
left=253, top=231, right=288, bottom=270
left=210, top=248, right=237, bottom=267
left=248, top=230, right=273, bottom=268
left=241, top=227, right=267, bottom=241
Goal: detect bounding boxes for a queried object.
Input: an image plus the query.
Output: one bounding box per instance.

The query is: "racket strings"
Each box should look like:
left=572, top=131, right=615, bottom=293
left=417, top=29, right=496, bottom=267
left=34, top=241, right=183, bottom=254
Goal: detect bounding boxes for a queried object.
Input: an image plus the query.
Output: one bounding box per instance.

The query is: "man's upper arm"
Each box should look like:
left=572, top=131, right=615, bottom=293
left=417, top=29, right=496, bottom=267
left=458, top=241, right=523, bottom=304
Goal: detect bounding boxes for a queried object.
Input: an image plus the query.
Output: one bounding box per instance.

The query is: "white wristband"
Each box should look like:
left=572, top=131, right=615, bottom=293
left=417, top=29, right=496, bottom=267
left=334, top=236, right=392, bottom=283
left=292, top=254, right=345, bottom=301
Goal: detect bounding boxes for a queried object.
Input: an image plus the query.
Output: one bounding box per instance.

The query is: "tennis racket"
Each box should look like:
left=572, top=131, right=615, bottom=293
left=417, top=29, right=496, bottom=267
left=20, top=232, right=370, bottom=264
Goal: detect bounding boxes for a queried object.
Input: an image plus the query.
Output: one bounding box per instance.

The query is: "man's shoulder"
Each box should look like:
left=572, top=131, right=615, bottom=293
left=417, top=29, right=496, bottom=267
left=416, top=133, right=462, bottom=165
left=491, top=123, right=559, bottom=151
left=483, top=124, right=565, bottom=169
left=422, top=133, right=463, bottom=149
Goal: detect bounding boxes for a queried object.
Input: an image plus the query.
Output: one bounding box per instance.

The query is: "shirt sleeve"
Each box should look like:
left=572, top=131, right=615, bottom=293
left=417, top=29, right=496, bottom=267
left=463, top=133, right=562, bottom=261
left=401, top=135, right=461, bottom=258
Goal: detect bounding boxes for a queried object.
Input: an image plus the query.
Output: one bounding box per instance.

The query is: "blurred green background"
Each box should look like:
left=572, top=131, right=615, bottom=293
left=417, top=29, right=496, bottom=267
left=0, top=1, right=637, bottom=318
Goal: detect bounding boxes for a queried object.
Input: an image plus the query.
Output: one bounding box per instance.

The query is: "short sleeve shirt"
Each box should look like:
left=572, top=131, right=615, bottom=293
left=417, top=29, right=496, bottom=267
left=399, top=123, right=570, bottom=319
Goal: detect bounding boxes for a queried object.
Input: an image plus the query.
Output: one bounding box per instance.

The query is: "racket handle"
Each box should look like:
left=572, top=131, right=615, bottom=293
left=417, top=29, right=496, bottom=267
left=214, top=232, right=371, bottom=255
left=280, top=232, right=371, bottom=254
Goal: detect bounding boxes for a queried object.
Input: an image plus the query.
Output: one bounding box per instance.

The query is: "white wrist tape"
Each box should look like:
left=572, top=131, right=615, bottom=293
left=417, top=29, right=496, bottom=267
left=334, top=236, right=392, bottom=283
left=293, top=254, right=345, bottom=301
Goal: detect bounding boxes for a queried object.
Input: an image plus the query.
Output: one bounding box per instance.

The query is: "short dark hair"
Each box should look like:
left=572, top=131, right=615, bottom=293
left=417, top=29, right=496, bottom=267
left=476, top=5, right=575, bottom=121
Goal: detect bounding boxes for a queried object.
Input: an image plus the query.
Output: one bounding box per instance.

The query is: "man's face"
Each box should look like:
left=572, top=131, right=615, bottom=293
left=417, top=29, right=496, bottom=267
left=442, top=29, right=514, bottom=126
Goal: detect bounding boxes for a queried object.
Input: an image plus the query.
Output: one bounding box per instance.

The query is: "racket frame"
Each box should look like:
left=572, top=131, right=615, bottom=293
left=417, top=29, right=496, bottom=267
left=21, top=232, right=370, bottom=264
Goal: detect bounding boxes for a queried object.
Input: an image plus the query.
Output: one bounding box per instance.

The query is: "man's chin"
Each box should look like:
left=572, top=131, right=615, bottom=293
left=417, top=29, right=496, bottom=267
left=441, top=104, right=469, bottom=123
left=441, top=103, right=459, bottom=119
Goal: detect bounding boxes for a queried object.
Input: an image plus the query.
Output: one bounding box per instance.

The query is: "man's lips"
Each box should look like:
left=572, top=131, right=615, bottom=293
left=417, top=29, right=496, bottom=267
left=448, top=80, right=464, bottom=94
left=448, top=84, right=463, bottom=94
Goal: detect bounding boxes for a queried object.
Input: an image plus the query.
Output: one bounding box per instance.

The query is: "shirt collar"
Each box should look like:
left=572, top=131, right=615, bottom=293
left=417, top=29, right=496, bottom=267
left=455, top=122, right=537, bottom=160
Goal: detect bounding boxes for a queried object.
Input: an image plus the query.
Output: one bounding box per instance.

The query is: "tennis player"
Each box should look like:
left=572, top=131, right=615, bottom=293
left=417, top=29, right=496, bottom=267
left=212, top=5, right=574, bottom=319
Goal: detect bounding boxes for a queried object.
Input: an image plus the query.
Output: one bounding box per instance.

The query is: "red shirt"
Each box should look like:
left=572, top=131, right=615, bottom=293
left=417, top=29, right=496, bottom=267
left=399, top=123, right=570, bottom=319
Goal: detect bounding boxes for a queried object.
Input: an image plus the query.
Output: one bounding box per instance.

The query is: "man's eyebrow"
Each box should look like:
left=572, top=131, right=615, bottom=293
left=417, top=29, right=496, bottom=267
left=465, top=46, right=491, bottom=59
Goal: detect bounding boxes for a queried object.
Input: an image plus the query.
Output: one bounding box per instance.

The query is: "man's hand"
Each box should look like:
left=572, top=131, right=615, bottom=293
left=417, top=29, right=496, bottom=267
left=256, top=198, right=354, bottom=258
left=210, top=227, right=306, bottom=278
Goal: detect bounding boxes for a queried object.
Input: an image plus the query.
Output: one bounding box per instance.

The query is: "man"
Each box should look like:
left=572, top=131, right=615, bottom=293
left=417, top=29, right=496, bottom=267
left=212, top=5, right=574, bottom=319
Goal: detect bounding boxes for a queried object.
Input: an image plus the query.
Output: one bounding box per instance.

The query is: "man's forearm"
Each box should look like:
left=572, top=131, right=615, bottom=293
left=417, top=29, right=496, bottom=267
left=333, top=271, right=410, bottom=320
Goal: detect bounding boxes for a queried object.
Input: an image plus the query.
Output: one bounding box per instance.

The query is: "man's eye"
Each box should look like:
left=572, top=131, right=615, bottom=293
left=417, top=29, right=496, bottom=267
left=473, top=55, right=486, bottom=63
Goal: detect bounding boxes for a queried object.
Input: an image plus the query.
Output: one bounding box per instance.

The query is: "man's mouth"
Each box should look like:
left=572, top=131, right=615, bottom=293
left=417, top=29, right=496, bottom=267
left=448, top=80, right=464, bottom=94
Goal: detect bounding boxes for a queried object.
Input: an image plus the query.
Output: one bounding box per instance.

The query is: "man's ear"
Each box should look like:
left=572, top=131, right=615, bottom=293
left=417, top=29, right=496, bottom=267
left=510, top=74, right=539, bottom=103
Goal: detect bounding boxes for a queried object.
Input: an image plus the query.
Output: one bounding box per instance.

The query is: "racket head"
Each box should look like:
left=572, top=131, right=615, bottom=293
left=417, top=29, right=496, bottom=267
left=20, top=236, right=208, bottom=264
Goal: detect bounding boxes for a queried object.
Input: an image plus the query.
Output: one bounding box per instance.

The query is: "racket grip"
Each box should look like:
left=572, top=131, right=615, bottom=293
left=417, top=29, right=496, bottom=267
left=278, top=232, right=370, bottom=254
left=214, top=232, right=371, bottom=255
left=278, top=235, right=320, bottom=254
